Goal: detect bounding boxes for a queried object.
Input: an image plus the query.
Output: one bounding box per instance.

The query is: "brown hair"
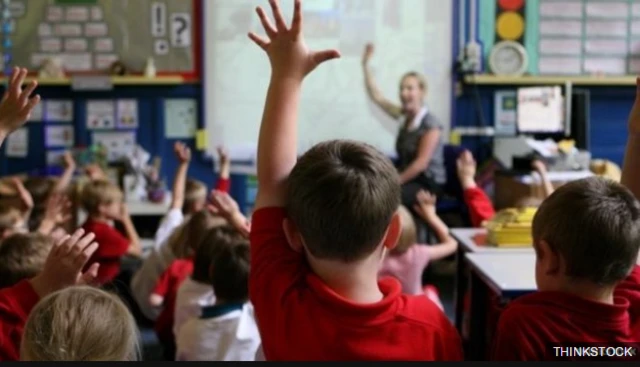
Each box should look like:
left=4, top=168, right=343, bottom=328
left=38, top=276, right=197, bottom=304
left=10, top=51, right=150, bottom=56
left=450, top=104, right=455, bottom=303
left=0, top=233, right=52, bottom=288
left=401, top=71, right=428, bottom=92
left=167, top=210, right=227, bottom=259
left=80, top=180, right=123, bottom=215
left=286, top=140, right=401, bottom=262
left=0, top=206, right=22, bottom=233
left=211, top=230, right=250, bottom=303
left=21, top=286, right=140, bottom=361
left=183, top=179, right=207, bottom=214
left=23, top=177, right=55, bottom=203
left=391, top=206, right=417, bottom=255
left=532, top=177, right=640, bottom=285
left=192, top=225, right=240, bottom=283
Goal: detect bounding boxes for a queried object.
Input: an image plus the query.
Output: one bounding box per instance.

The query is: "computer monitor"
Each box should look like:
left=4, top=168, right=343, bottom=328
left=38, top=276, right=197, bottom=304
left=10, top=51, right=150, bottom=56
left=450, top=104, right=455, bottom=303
left=517, top=86, right=565, bottom=134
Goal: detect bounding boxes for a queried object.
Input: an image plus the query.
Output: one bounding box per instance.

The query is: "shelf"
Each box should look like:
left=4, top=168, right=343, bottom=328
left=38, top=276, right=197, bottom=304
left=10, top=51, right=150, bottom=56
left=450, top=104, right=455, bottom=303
left=464, top=74, right=638, bottom=86
left=0, top=75, right=197, bottom=86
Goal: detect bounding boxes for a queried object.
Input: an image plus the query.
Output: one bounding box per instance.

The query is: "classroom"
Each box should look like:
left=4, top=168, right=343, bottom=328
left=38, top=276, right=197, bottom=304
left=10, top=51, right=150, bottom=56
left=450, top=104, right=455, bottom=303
left=0, top=0, right=638, bottom=362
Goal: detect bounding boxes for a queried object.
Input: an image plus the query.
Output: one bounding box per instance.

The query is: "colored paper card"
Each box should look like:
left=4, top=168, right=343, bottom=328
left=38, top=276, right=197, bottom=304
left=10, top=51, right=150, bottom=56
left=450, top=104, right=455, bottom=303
left=164, top=99, right=197, bottom=138
left=46, top=150, right=66, bottom=166
left=45, top=100, right=73, bottom=122
left=196, top=129, right=207, bottom=150
left=5, top=128, right=28, bottom=157
left=116, top=99, right=139, bottom=129
left=86, top=100, right=115, bottom=129
left=28, top=101, right=44, bottom=122
left=45, top=125, right=75, bottom=148
left=92, top=131, right=136, bottom=162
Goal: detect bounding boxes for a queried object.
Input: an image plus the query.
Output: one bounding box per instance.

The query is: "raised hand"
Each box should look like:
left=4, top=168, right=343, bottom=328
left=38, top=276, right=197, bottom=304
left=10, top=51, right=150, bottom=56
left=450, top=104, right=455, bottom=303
left=85, top=164, right=107, bottom=181
left=44, top=193, right=72, bottom=226
left=174, top=142, right=191, bottom=164
left=217, top=146, right=229, bottom=167
left=12, top=178, right=34, bottom=211
left=531, top=160, right=548, bottom=174
left=63, top=151, right=76, bottom=170
left=29, top=228, right=100, bottom=298
left=0, top=67, right=40, bottom=138
left=209, top=190, right=240, bottom=218
left=362, top=43, right=374, bottom=65
left=248, top=0, right=340, bottom=81
left=629, top=77, right=640, bottom=134
left=414, top=190, right=437, bottom=218
left=456, top=150, right=477, bottom=189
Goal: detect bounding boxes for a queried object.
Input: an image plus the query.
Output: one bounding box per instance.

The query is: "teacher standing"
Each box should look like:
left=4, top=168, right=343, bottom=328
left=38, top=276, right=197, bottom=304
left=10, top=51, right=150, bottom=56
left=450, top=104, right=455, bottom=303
left=362, top=44, right=446, bottom=208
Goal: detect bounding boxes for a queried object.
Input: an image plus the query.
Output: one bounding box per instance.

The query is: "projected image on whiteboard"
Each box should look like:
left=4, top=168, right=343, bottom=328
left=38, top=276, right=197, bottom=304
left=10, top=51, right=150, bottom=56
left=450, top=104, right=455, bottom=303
left=204, top=0, right=452, bottom=160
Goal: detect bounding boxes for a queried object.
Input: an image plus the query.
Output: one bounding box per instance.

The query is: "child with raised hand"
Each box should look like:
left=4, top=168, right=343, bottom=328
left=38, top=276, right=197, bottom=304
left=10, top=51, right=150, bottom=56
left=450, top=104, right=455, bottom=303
left=0, top=229, right=100, bottom=361
left=11, top=178, right=71, bottom=236
left=176, top=229, right=259, bottom=361
left=21, top=286, right=140, bottom=361
left=0, top=233, right=53, bottom=289
left=456, top=150, right=495, bottom=227
left=131, top=142, right=231, bottom=321
left=247, top=0, right=461, bottom=360
left=379, top=190, right=457, bottom=308
left=0, top=67, right=40, bottom=148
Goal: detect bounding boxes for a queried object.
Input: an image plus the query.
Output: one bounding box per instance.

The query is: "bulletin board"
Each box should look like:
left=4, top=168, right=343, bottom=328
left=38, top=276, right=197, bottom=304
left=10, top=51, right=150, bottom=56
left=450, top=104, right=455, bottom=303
left=478, top=0, right=640, bottom=75
left=0, top=0, right=199, bottom=78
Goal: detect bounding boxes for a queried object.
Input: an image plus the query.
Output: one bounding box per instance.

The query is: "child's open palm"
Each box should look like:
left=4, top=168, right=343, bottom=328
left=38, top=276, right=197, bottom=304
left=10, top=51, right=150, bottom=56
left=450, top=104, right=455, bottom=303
left=0, top=67, right=40, bottom=136
left=629, top=77, right=640, bottom=134
left=414, top=190, right=437, bottom=218
left=248, top=0, right=340, bottom=81
left=456, top=150, right=476, bottom=181
left=174, top=142, right=191, bottom=163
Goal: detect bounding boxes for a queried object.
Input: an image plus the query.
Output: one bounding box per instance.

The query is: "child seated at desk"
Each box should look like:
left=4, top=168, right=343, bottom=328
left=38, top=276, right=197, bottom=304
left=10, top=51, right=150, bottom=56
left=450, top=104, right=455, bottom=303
left=379, top=190, right=457, bottom=309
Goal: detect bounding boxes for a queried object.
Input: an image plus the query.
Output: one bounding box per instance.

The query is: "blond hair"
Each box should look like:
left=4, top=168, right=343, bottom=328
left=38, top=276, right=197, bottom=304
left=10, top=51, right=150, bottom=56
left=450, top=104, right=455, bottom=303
left=401, top=71, right=428, bottom=92
left=183, top=179, right=207, bottom=214
left=391, top=206, right=417, bottom=255
left=81, top=180, right=123, bottom=215
left=168, top=210, right=227, bottom=259
left=21, top=286, right=140, bottom=361
left=0, top=233, right=53, bottom=288
left=0, top=206, right=22, bottom=232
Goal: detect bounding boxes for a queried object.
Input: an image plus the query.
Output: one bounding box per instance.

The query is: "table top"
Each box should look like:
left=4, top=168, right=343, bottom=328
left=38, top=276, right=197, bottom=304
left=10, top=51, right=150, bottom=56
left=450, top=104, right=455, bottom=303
left=466, top=252, right=537, bottom=298
left=127, top=201, right=170, bottom=216
left=451, top=228, right=535, bottom=253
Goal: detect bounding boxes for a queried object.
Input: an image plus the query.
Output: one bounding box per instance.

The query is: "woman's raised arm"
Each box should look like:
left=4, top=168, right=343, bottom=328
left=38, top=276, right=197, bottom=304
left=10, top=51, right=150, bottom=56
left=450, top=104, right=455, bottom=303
left=362, top=44, right=403, bottom=120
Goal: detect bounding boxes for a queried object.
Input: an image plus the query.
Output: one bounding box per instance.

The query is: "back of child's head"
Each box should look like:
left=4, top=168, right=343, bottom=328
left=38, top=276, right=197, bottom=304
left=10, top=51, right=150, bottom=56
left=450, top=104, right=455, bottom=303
left=184, top=179, right=207, bottom=214
left=210, top=230, right=250, bottom=303
left=0, top=205, right=24, bottom=239
left=23, top=177, right=55, bottom=203
left=0, top=233, right=52, bottom=288
left=532, top=177, right=640, bottom=286
left=391, top=206, right=416, bottom=255
left=21, top=286, right=139, bottom=361
left=286, top=140, right=401, bottom=262
left=192, top=225, right=242, bottom=283
left=168, top=210, right=227, bottom=259
left=81, top=179, right=123, bottom=214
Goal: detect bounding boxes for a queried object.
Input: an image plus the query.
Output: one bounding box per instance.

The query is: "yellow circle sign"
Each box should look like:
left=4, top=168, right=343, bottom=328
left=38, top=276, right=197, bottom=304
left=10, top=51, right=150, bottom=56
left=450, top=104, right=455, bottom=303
left=496, top=11, right=524, bottom=40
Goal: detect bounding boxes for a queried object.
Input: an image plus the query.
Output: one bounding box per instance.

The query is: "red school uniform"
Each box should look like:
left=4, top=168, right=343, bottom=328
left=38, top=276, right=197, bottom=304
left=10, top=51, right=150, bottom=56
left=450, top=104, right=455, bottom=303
left=82, top=219, right=131, bottom=285
left=249, top=208, right=463, bottom=361
left=0, top=280, right=40, bottom=361
left=491, top=267, right=640, bottom=361
left=463, top=187, right=496, bottom=228
left=153, top=258, right=194, bottom=348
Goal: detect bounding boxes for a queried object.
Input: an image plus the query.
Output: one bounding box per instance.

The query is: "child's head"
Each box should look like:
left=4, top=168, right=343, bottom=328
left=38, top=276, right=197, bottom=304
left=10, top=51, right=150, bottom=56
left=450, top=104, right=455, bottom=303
left=285, top=140, right=401, bottom=263
left=81, top=180, right=123, bottom=219
left=391, top=206, right=416, bottom=255
left=192, top=225, right=239, bottom=283
left=184, top=179, right=207, bottom=214
left=23, top=177, right=55, bottom=203
left=21, top=286, right=139, bottom=361
left=0, top=233, right=52, bottom=288
left=210, top=229, right=250, bottom=303
left=0, top=206, right=26, bottom=240
left=532, top=178, right=640, bottom=292
left=168, top=210, right=227, bottom=259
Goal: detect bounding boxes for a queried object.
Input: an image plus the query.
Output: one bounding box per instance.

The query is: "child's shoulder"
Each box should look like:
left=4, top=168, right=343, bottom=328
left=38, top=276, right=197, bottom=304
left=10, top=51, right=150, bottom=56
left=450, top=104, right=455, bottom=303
left=395, top=294, right=456, bottom=334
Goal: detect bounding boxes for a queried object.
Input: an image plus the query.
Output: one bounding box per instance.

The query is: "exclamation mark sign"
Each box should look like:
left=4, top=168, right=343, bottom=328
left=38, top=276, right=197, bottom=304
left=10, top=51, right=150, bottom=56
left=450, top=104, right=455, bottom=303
left=151, top=2, right=166, bottom=37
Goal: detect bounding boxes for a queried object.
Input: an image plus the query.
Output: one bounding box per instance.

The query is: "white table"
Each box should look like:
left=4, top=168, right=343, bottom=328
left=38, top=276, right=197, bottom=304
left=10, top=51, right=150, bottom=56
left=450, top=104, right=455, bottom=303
left=465, top=252, right=537, bottom=360
left=127, top=201, right=170, bottom=216
left=451, top=228, right=534, bottom=254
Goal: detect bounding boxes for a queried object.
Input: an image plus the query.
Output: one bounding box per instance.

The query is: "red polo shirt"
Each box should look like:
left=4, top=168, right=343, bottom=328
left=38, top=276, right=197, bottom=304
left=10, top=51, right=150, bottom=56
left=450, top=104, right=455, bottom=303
left=0, top=280, right=40, bottom=361
left=153, top=258, right=194, bottom=345
left=249, top=208, right=463, bottom=361
left=492, top=266, right=640, bottom=361
left=82, top=219, right=130, bottom=284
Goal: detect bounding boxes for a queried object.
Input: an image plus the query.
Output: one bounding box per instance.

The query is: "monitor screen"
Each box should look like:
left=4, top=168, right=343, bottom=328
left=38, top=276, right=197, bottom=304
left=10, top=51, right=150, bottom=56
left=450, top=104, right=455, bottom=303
left=517, top=86, right=564, bottom=134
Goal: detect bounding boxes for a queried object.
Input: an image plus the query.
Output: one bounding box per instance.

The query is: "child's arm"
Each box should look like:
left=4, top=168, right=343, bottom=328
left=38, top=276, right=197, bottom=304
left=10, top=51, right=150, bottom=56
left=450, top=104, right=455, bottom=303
left=0, top=68, right=40, bottom=149
left=413, top=190, right=458, bottom=261
left=52, top=152, right=76, bottom=194
left=12, top=178, right=33, bottom=222
left=457, top=150, right=495, bottom=226
left=209, top=190, right=251, bottom=238
left=622, top=77, right=640, bottom=200
left=119, top=204, right=142, bottom=257
left=170, top=142, right=191, bottom=211
left=531, top=160, right=554, bottom=198
left=37, top=193, right=71, bottom=235
left=149, top=269, right=170, bottom=307
left=216, top=146, right=231, bottom=192
left=248, top=0, right=340, bottom=209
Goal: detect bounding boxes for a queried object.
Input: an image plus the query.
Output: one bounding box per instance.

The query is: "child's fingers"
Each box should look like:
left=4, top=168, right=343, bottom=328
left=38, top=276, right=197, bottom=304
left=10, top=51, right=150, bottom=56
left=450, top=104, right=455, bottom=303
left=311, top=49, right=341, bottom=67
left=255, top=6, right=277, bottom=39
left=63, top=229, right=85, bottom=253
left=20, top=81, right=38, bottom=105
left=75, top=242, right=99, bottom=269
left=290, top=0, right=302, bottom=34
left=268, top=0, right=288, bottom=31
left=23, top=95, right=41, bottom=116
left=12, top=68, right=27, bottom=96
left=75, top=232, right=96, bottom=253
left=248, top=32, right=269, bottom=50
left=79, top=262, right=100, bottom=285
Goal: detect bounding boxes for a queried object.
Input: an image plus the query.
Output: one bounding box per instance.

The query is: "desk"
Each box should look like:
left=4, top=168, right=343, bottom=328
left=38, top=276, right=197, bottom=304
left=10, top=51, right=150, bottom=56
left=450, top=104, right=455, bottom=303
left=450, top=228, right=533, bottom=334
left=127, top=201, right=170, bottom=216
left=465, top=253, right=537, bottom=360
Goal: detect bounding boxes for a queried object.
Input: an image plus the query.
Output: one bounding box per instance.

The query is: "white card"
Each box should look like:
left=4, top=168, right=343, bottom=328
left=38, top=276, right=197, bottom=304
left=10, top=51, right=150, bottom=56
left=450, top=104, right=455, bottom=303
left=65, top=38, right=88, bottom=52
left=91, top=6, right=103, bottom=21
left=94, top=38, right=114, bottom=52
left=5, top=128, right=28, bottom=158
left=94, top=54, right=118, bottom=70
left=86, top=100, right=115, bottom=129
left=47, top=6, right=63, bottom=22
left=46, top=150, right=66, bottom=166
left=28, top=100, right=44, bottom=122
left=84, top=23, right=108, bottom=37
left=54, top=24, right=82, bottom=37
left=170, top=13, right=192, bottom=47
left=116, top=100, right=139, bottom=128
left=40, top=38, right=62, bottom=53
left=45, top=125, right=75, bottom=148
left=152, top=2, right=167, bottom=37
left=93, top=131, right=136, bottom=162
left=38, top=23, right=53, bottom=37
left=66, top=6, right=89, bottom=22
left=45, top=100, right=73, bottom=122
left=165, top=99, right=197, bottom=138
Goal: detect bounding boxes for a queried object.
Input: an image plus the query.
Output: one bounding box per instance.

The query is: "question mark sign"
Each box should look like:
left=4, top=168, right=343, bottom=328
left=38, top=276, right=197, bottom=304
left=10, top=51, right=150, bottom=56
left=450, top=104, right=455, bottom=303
left=175, top=17, right=187, bottom=45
